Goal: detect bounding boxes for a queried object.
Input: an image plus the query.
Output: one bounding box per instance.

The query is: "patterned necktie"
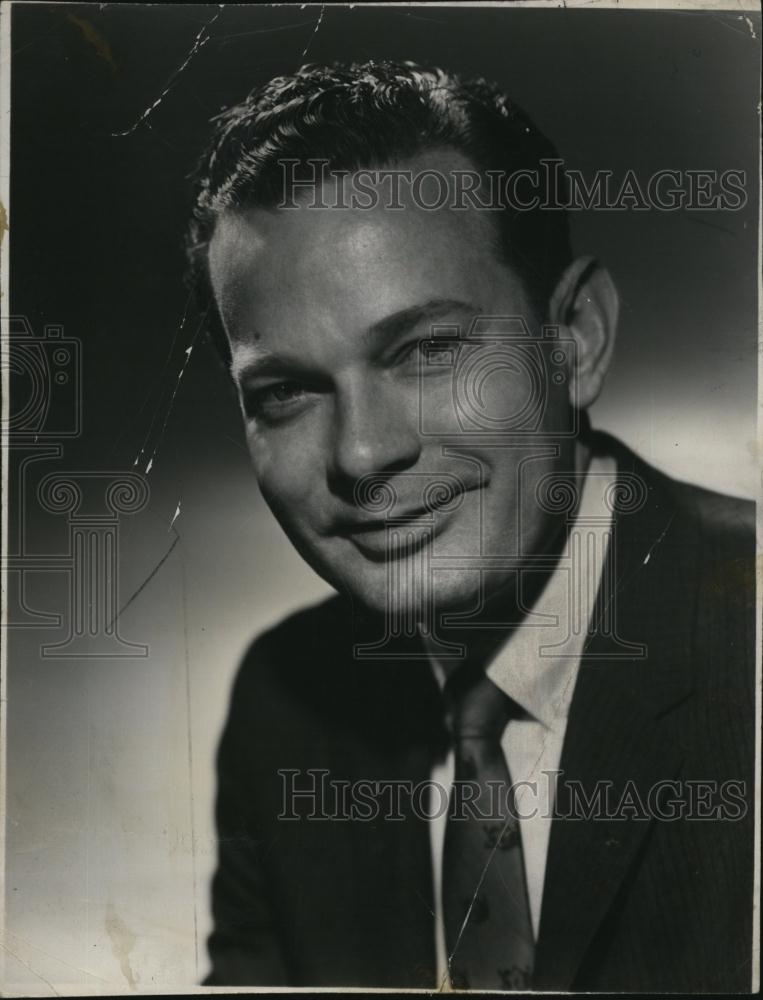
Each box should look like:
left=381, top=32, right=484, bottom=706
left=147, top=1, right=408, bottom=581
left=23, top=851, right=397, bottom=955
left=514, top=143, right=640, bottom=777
left=442, top=666, right=535, bottom=991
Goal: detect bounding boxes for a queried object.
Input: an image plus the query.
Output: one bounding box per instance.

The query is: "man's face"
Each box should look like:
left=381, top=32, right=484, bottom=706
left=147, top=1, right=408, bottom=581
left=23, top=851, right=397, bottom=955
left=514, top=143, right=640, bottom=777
left=208, top=152, right=575, bottom=618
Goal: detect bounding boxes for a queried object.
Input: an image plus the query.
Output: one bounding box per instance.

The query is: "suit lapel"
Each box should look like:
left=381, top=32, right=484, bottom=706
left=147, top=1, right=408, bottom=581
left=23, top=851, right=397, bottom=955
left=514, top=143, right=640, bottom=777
left=532, top=663, right=687, bottom=988
left=533, top=440, right=697, bottom=989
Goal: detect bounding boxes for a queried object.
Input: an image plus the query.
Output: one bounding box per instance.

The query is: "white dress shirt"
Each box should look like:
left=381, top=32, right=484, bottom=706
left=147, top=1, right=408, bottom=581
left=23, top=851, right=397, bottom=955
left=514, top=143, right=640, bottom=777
left=425, top=454, right=617, bottom=986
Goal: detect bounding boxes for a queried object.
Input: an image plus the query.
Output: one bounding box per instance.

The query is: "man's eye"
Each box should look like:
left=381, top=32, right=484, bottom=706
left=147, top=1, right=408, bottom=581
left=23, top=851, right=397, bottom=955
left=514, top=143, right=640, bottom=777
left=268, top=382, right=304, bottom=403
left=396, top=339, right=453, bottom=367
left=246, top=381, right=307, bottom=422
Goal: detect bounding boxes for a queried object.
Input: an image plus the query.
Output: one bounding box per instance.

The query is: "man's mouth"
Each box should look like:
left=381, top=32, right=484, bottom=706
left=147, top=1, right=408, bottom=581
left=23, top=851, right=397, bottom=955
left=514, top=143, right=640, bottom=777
left=333, top=482, right=482, bottom=559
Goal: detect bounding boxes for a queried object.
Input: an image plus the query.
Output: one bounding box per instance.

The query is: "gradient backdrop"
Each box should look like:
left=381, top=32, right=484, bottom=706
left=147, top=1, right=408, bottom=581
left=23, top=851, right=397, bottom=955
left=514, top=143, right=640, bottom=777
left=5, top=4, right=760, bottom=992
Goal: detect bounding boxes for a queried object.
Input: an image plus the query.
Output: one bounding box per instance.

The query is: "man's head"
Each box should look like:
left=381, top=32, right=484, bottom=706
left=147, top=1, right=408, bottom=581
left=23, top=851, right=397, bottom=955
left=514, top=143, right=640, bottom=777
left=188, top=61, right=617, bottom=617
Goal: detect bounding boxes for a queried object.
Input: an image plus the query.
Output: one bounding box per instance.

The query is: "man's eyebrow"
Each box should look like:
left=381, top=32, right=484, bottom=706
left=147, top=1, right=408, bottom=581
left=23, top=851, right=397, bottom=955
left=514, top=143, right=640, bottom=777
left=232, top=353, right=315, bottom=384
left=367, top=298, right=482, bottom=343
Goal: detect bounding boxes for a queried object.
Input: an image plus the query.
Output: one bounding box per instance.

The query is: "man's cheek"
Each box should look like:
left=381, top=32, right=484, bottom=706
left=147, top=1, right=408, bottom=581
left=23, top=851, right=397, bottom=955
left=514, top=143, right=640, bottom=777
left=253, top=446, right=323, bottom=525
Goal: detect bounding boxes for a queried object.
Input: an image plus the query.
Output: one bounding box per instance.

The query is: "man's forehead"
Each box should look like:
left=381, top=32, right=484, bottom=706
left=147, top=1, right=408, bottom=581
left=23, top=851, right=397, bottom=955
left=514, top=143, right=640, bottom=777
left=208, top=151, right=527, bottom=357
left=208, top=148, right=498, bottom=281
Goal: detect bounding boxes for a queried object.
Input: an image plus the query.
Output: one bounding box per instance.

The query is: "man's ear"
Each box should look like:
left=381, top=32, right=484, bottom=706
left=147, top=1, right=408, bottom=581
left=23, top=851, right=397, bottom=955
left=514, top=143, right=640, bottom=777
left=548, top=256, right=618, bottom=410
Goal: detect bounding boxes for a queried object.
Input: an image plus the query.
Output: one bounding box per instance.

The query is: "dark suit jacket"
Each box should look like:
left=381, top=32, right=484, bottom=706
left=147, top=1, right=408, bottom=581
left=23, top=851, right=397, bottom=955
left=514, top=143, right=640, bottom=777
left=205, top=434, right=756, bottom=991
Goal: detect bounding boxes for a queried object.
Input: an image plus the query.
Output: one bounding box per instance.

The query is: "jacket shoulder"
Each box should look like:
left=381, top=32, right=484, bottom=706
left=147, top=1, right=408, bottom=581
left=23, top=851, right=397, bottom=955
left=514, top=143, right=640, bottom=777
left=658, top=475, right=755, bottom=588
left=225, top=593, right=356, bottom=718
left=596, top=430, right=755, bottom=551
left=665, top=475, right=754, bottom=542
left=245, top=592, right=349, bottom=659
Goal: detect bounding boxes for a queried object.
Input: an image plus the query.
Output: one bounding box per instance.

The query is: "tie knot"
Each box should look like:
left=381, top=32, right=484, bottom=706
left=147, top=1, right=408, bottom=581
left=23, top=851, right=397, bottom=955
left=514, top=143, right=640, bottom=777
left=443, top=667, right=513, bottom=741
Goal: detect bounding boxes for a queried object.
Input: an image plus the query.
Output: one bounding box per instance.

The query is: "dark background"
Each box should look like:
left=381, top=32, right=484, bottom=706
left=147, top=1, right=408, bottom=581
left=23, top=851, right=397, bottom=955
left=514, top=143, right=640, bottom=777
left=5, top=4, right=760, bottom=991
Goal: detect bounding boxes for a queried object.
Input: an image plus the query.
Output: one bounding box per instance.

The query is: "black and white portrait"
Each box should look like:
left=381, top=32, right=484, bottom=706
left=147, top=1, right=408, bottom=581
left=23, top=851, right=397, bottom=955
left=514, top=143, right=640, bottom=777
left=1, top=2, right=759, bottom=994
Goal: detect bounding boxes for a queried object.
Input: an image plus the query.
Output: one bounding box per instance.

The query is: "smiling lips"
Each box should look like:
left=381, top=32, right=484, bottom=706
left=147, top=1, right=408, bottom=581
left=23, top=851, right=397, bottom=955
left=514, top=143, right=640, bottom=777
left=334, top=482, right=482, bottom=558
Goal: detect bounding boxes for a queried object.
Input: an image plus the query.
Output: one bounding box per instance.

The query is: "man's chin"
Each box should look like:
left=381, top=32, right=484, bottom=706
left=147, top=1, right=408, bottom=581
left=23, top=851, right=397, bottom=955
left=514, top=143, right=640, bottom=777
left=321, top=558, right=484, bottom=622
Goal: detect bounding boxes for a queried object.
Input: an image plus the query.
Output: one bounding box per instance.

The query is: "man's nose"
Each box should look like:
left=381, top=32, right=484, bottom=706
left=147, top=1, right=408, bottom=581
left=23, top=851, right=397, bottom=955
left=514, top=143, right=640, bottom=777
left=328, top=383, right=421, bottom=489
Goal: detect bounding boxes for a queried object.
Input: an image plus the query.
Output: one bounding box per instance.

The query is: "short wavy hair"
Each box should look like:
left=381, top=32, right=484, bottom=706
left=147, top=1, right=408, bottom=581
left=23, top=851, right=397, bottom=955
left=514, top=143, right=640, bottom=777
left=186, top=60, right=572, bottom=363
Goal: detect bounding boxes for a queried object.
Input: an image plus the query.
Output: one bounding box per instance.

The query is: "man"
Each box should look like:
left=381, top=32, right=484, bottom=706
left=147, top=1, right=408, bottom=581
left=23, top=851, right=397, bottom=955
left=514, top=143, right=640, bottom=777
left=187, top=62, right=755, bottom=991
